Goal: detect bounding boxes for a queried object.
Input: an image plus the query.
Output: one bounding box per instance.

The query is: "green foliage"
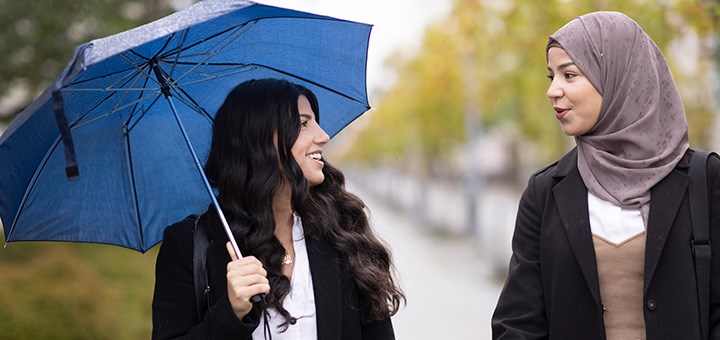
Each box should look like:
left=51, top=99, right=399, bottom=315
left=0, top=0, right=181, bottom=122
left=0, top=240, right=159, bottom=339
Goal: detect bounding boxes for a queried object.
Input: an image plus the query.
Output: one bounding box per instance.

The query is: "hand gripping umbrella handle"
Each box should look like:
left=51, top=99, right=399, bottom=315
left=215, top=205, right=266, bottom=304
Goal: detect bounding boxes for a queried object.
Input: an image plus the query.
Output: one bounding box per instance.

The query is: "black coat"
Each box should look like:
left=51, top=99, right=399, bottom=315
left=152, top=211, right=395, bottom=339
left=492, top=149, right=720, bottom=339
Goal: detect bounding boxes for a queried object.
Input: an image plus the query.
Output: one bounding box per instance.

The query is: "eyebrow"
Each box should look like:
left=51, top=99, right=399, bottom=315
left=299, top=113, right=314, bottom=120
left=547, top=61, right=576, bottom=71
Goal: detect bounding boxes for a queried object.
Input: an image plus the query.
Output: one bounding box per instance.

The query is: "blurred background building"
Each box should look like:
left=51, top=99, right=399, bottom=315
left=0, top=0, right=717, bottom=338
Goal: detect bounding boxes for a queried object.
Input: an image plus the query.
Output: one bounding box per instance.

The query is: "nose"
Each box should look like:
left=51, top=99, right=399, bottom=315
left=546, top=78, right=563, bottom=100
left=316, top=126, right=330, bottom=145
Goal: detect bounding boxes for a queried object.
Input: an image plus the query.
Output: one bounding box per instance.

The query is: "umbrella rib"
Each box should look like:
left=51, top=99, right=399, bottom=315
left=63, top=87, right=160, bottom=93
left=5, top=135, right=65, bottom=240
left=67, top=67, right=156, bottom=128
left=64, top=22, right=237, bottom=90
left=65, top=16, right=350, bottom=96
left=72, top=92, right=160, bottom=131
left=126, top=95, right=162, bottom=133
left=65, top=50, right=151, bottom=88
left=62, top=53, right=156, bottom=92
left=125, top=70, right=158, bottom=131
left=123, top=124, right=145, bottom=251
left=146, top=63, right=214, bottom=123
left=170, top=88, right=215, bottom=124
left=159, top=62, right=257, bottom=87
left=64, top=65, right=139, bottom=88
left=110, top=67, right=151, bottom=124
left=167, top=61, right=368, bottom=107
left=119, top=53, right=165, bottom=89
left=65, top=82, right=137, bottom=126
left=256, top=63, right=369, bottom=107
left=152, top=32, right=177, bottom=61
left=128, top=49, right=151, bottom=61
left=167, top=29, right=190, bottom=81
left=158, top=57, right=258, bottom=79
left=158, top=19, right=256, bottom=63
left=163, top=22, right=257, bottom=86
left=130, top=51, right=215, bottom=129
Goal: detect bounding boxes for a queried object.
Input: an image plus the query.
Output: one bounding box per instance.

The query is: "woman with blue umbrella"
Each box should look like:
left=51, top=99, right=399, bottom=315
left=151, top=78, right=405, bottom=339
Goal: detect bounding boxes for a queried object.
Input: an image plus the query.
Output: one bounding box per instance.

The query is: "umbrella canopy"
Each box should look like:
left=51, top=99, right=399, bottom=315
left=0, top=0, right=371, bottom=252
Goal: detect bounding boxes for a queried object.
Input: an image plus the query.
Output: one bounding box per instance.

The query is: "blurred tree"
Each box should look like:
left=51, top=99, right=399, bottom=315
left=0, top=0, right=187, bottom=124
left=346, top=0, right=718, bottom=168
left=0, top=240, right=159, bottom=339
left=674, top=0, right=720, bottom=147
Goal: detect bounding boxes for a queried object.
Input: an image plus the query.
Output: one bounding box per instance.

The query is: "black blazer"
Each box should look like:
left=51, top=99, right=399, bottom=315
left=492, top=149, right=720, bottom=339
left=152, top=211, right=395, bottom=339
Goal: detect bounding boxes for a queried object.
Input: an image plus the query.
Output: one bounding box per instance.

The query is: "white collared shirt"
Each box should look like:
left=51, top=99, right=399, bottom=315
left=252, top=214, right=317, bottom=339
left=588, top=192, right=645, bottom=245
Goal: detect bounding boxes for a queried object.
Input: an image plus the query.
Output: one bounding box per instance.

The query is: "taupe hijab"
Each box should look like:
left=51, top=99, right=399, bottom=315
left=547, top=11, right=689, bottom=222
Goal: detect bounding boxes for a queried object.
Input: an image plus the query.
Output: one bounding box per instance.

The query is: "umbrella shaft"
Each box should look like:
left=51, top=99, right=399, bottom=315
left=163, top=95, right=243, bottom=258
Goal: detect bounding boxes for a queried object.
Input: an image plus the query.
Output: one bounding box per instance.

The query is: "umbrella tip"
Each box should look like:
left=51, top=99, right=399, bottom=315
left=66, top=165, right=79, bottom=180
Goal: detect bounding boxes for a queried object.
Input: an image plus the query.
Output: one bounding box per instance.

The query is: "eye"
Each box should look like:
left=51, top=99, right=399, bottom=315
left=300, top=120, right=308, bottom=128
left=547, top=74, right=554, bottom=81
left=564, top=72, right=577, bottom=79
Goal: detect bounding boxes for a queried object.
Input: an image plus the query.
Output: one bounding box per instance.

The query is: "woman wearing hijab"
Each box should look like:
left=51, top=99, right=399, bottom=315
left=492, top=11, right=720, bottom=339
left=151, top=78, right=404, bottom=339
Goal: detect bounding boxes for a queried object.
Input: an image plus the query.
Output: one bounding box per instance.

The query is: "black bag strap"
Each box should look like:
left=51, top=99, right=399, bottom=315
left=192, top=215, right=211, bottom=321
left=689, top=150, right=715, bottom=339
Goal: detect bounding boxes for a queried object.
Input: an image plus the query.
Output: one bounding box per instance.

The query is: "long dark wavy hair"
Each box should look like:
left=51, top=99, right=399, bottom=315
left=204, top=78, right=404, bottom=327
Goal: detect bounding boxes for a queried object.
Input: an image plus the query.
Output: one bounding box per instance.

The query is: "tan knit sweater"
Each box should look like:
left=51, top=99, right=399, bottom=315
left=593, top=232, right=646, bottom=340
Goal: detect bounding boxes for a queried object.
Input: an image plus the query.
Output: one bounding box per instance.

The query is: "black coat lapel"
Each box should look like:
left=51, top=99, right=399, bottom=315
left=305, top=234, right=342, bottom=339
left=552, top=149, right=602, bottom=305
left=644, top=168, right=688, bottom=291
left=553, top=170, right=601, bottom=305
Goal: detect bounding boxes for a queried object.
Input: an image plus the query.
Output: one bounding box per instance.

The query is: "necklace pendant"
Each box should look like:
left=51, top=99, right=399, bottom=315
left=282, top=253, right=293, bottom=265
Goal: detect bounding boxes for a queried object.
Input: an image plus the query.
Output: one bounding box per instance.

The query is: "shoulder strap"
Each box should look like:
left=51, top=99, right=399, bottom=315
left=192, top=215, right=211, bottom=321
left=689, top=150, right=714, bottom=339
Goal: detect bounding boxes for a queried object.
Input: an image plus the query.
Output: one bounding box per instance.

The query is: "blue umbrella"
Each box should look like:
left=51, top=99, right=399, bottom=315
left=0, top=0, right=371, bottom=254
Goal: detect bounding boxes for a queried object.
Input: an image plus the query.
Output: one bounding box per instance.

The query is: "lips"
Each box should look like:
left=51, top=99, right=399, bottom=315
left=554, top=107, right=569, bottom=120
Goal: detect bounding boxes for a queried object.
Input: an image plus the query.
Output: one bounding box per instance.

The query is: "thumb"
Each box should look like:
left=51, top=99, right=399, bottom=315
left=226, top=242, right=239, bottom=261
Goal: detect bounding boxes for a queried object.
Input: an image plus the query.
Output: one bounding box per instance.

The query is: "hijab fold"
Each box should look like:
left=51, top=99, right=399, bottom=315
left=547, top=11, right=689, bottom=221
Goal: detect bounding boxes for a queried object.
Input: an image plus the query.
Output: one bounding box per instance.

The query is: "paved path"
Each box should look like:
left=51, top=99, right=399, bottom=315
left=359, top=188, right=504, bottom=339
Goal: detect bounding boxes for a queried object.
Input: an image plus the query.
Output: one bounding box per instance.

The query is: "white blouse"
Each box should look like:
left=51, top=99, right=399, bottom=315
left=588, top=192, right=645, bottom=245
left=252, top=214, right=317, bottom=339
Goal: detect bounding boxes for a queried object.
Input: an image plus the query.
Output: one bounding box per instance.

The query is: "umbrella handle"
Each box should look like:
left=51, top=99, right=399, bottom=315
left=251, top=294, right=265, bottom=304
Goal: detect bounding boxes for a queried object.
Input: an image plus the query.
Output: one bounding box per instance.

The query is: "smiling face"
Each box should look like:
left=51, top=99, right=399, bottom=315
left=290, top=94, right=330, bottom=186
left=546, top=47, right=603, bottom=136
